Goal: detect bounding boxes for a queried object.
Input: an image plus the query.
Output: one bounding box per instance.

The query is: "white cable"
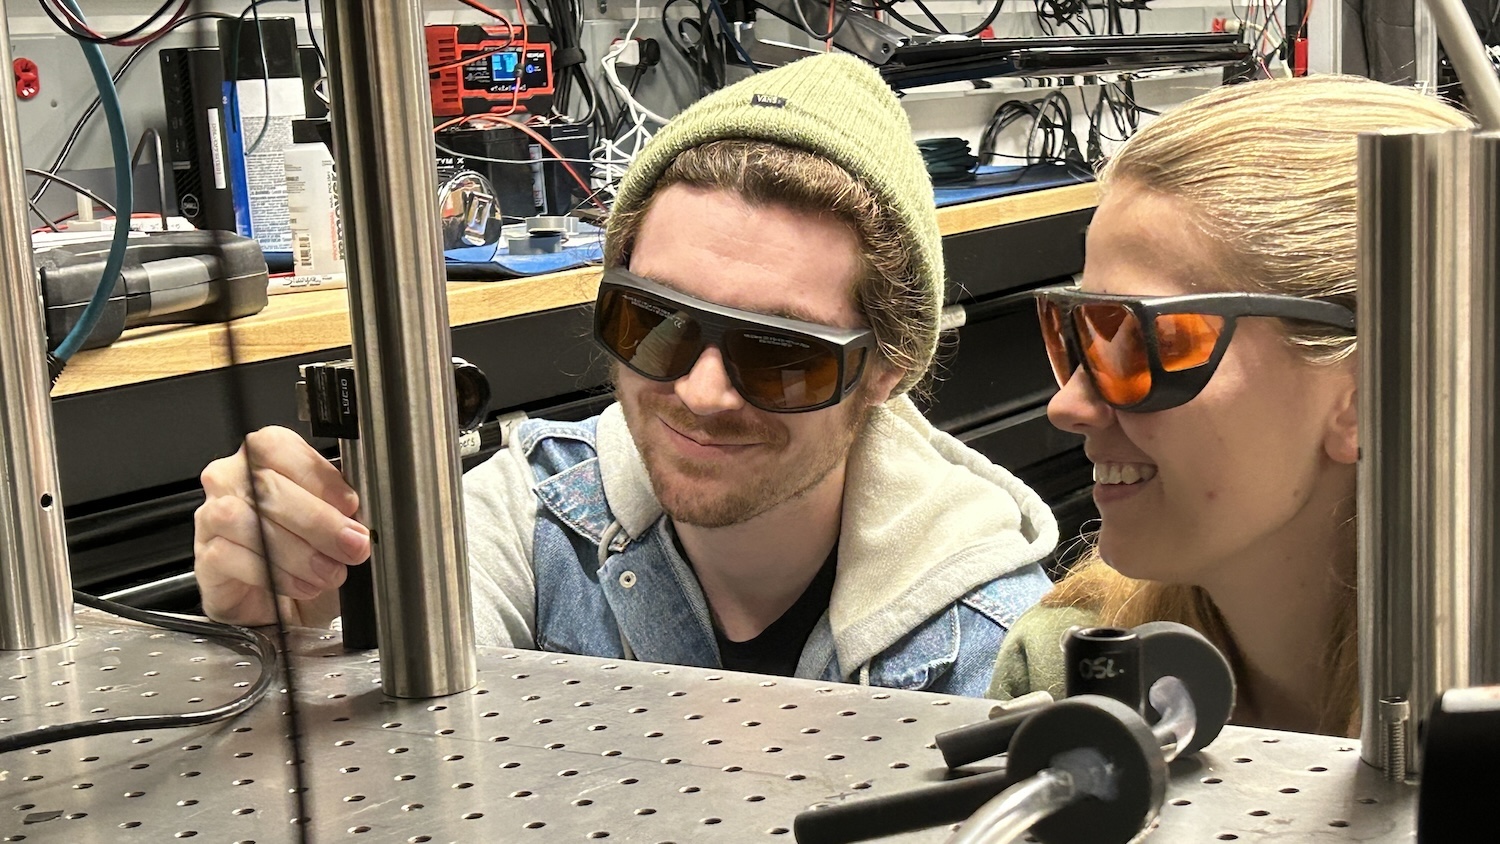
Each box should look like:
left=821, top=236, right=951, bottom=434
left=590, top=0, right=670, bottom=197
left=601, top=0, right=669, bottom=125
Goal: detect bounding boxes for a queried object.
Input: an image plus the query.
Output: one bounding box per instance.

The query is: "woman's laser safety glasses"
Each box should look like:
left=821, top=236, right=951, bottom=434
left=594, top=268, right=875, bottom=413
left=1036, top=286, right=1356, bottom=413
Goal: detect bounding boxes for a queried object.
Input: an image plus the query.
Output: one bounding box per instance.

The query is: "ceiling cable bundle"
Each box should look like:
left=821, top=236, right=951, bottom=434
left=979, top=91, right=1087, bottom=168
left=1086, top=80, right=1153, bottom=163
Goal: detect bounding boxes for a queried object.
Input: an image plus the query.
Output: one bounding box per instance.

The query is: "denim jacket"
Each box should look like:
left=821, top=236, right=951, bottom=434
left=462, top=398, right=1057, bottom=697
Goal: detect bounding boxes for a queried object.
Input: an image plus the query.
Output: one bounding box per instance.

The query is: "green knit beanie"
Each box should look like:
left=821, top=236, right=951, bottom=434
left=606, top=53, right=944, bottom=387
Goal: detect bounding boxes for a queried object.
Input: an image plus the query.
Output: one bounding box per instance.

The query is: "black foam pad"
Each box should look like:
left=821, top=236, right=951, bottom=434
left=1134, top=621, right=1236, bottom=755
left=1007, top=695, right=1166, bottom=844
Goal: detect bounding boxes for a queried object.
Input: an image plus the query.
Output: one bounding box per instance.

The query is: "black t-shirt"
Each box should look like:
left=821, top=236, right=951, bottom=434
left=713, top=549, right=837, bottom=677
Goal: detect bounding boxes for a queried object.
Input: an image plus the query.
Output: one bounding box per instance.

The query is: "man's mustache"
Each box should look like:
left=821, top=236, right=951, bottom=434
left=645, top=395, right=788, bottom=448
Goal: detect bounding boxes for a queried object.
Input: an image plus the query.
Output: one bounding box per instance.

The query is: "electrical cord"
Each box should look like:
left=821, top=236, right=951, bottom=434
left=49, top=0, right=133, bottom=366
left=869, top=0, right=1006, bottom=38
left=980, top=93, right=1086, bottom=169
left=35, top=0, right=191, bottom=46
left=304, top=0, right=326, bottom=71
left=707, top=0, right=756, bottom=67
left=433, top=139, right=597, bottom=167
left=24, top=167, right=117, bottom=215
left=29, top=11, right=238, bottom=208
left=28, top=199, right=62, bottom=233
left=1033, top=0, right=1094, bottom=35
left=868, top=0, right=948, bottom=35
left=0, top=591, right=279, bottom=755
left=228, top=0, right=277, bottom=158
left=663, top=0, right=724, bottom=91
left=791, top=0, right=850, bottom=41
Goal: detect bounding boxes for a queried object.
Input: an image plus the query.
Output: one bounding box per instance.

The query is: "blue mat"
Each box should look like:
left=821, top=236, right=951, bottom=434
left=444, top=222, right=605, bottom=281
left=272, top=166, right=1093, bottom=282
left=933, top=162, right=1094, bottom=207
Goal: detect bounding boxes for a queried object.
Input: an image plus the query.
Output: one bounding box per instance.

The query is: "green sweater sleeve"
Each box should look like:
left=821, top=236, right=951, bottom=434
left=987, top=604, right=1101, bottom=701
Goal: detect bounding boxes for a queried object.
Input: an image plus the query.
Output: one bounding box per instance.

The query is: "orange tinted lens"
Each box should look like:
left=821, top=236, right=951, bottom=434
left=1154, top=313, right=1225, bottom=372
left=1075, top=303, right=1151, bottom=406
left=598, top=288, right=702, bottom=379
left=724, top=329, right=841, bottom=410
left=1037, top=299, right=1075, bottom=387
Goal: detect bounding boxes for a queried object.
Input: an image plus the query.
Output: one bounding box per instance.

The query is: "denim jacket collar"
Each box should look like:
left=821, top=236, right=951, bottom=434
left=528, top=398, right=1056, bottom=684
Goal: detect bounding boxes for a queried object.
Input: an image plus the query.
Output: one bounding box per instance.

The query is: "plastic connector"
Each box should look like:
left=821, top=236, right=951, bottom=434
left=614, top=38, right=642, bottom=67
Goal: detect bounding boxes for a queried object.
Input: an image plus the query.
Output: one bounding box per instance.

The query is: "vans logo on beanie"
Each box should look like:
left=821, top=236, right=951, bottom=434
left=749, top=93, right=786, bottom=108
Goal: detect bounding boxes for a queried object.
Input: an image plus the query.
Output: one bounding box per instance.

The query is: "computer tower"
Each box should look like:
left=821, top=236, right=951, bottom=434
left=160, top=47, right=237, bottom=232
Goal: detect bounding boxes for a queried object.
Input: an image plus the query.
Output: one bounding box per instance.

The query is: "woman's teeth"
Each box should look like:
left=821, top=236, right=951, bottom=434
left=1093, top=462, right=1158, bottom=485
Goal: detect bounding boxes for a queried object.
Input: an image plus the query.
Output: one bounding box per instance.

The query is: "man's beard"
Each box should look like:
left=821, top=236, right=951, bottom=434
left=622, top=385, right=874, bottom=529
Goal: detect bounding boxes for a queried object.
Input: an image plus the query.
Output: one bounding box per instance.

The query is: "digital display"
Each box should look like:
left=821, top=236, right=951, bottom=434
left=490, top=51, right=520, bottom=81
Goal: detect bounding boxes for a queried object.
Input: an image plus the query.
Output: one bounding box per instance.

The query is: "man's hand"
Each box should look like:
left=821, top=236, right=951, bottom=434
left=193, top=426, right=371, bottom=628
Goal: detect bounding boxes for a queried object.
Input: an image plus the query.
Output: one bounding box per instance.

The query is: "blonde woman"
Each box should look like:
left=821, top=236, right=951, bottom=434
left=988, top=76, right=1473, bottom=736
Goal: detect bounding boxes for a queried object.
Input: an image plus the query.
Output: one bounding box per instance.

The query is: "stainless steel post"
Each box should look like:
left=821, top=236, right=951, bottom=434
left=1471, top=130, right=1500, bottom=685
left=1306, top=0, right=1343, bottom=74
left=1357, top=128, right=1475, bottom=777
left=321, top=1, right=476, bottom=697
left=1419, top=0, right=1500, bottom=129
left=0, top=2, right=74, bottom=650
left=1413, top=0, right=1439, bottom=92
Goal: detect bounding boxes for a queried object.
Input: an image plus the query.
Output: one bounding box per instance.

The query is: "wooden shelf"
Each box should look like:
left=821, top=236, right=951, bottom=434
left=51, top=183, right=1099, bottom=398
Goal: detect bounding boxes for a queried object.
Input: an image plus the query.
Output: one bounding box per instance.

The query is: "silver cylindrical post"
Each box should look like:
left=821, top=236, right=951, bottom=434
left=1357, top=128, right=1476, bottom=777
left=1419, top=0, right=1500, bottom=129
left=1472, top=130, right=1500, bottom=685
left=0, top=4, right=74, bottom=650
left=322, top=1, right=476, bottom=697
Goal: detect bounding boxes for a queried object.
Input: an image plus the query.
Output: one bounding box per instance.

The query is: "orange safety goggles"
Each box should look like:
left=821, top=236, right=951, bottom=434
left=1035, top=286, right=1356, bottom=412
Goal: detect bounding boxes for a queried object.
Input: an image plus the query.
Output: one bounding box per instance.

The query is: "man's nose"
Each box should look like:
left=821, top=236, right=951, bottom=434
left=675, top=346, right=747, bottom=415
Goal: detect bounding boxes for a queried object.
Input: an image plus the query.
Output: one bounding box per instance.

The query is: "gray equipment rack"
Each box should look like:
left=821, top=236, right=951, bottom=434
left=0, top=611, right=1415, bottom=842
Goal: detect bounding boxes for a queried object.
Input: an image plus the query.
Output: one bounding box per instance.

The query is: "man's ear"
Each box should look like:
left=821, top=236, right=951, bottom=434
left=1324, top=369, right=1359, bottom=465
left=863, top=362, right=906, bottom=407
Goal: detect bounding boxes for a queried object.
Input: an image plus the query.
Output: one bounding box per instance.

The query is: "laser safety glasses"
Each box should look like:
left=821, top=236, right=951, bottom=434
left=594, top=268, right=875, bottom=413
left=1036, top=286, right=1356, bottom=413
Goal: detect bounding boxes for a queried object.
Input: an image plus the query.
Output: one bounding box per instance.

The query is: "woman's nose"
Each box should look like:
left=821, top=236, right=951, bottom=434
left=1047, top=366, right=1116, bottom=434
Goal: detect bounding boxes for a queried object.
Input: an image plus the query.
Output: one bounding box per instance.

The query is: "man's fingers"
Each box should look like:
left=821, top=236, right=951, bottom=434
left=244, top=427, right=360, bottom=516
left=197, top=495, right=357, bottom=592
left=246, top=468, right=370, bottom=565
left=201, top=427, right=360, bottom=517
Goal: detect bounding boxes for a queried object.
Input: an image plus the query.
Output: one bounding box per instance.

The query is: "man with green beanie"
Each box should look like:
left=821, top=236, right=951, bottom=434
left=193, top=54, right=1055, bottom=695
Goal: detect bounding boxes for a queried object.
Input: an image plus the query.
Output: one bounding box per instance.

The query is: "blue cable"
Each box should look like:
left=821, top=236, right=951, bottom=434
left=706, top=0, right=757, bottom=69
left=52, top=0, right=134, bottom=362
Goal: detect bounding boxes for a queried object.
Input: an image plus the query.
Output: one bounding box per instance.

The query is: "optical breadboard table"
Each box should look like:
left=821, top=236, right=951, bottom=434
left=0, top=610, right=1415, bottom=842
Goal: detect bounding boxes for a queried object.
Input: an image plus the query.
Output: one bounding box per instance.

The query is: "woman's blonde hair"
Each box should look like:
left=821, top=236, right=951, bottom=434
left=1049, top=76, right=1473, bottom=735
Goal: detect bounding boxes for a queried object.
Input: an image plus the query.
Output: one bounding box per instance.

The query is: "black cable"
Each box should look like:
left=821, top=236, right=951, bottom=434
left=1033, top=0, right=1092, bottom=35
left=24, top=167, right=117, bottom=214
left=664, top=0, right=726, bottom=93
left=904, top=0, right=951, bottom=32
left=30, top=11, right=238, bottom=206
left=0, top=591, right=278, bottom=755
left=214, top=199, right=314, bottom=844
left=28, top=199, right=62, bottom=233
left=791, top=0, right=851, bottom=41
left=304, top=0, right=326, bottom=71
left=952, top=0, right=1006, bottom=38
left=34, top=0, right=188, bottom=45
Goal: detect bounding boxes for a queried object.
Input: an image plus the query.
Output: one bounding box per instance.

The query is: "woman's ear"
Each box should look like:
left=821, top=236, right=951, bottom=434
left=1323, top=368, right=1359, bottom=465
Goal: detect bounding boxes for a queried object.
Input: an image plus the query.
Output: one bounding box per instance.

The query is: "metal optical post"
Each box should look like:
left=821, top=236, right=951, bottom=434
left=322, top=1, right=476, bottom=698
left=1357, top=0, right=1500, bottom=780
left=0, top=0, right=73, bottom=651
